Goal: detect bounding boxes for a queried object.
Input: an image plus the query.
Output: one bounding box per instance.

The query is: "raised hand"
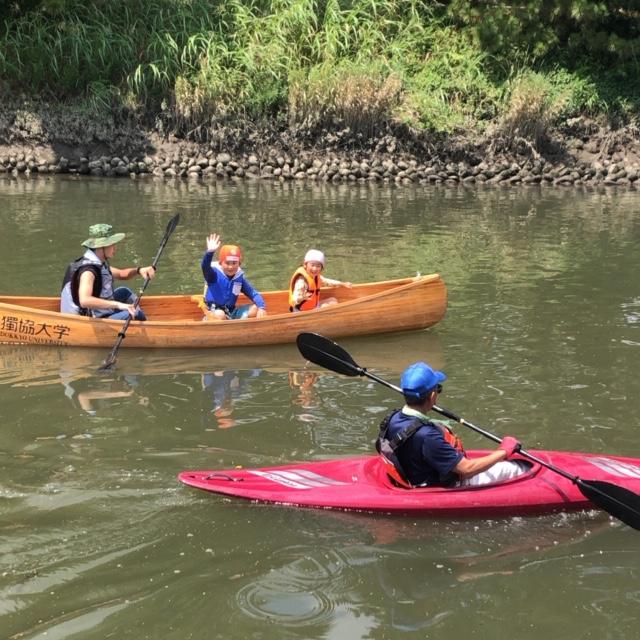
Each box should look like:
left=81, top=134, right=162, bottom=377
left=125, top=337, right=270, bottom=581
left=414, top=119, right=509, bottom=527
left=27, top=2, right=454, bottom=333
left=206, top=233, right=221, bottom=253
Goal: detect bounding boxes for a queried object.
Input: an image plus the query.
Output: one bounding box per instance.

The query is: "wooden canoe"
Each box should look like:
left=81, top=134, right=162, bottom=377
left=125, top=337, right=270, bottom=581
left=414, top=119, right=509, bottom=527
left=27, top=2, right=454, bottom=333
left=0, top=274, right=446, bottom=349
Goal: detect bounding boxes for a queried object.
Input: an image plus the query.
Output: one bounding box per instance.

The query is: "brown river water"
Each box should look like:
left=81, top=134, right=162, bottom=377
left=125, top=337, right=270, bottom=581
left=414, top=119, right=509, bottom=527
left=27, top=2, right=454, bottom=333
left=1, top=176, right=639, bottom=639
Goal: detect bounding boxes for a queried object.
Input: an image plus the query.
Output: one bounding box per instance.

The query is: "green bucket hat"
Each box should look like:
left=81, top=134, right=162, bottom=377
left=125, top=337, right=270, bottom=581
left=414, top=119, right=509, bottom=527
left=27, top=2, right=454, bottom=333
left=82, top=223, right=126, bottom=249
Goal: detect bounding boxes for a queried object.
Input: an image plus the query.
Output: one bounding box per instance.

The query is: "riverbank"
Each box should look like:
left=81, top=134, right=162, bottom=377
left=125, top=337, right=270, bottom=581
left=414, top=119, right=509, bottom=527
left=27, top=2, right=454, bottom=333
left=2, top=101, right=640, bottom=188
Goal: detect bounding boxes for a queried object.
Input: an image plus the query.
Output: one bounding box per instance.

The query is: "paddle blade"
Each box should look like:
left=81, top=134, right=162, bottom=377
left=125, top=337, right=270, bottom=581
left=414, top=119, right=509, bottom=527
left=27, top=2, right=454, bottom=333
left=166, top=213, right=180, bottom=235
left=296, top=333, right=362, bottom=377
left=578, top=479, right=640, bottom=531
left=98, top=332, right=125, bottom=372
left=98, top=356, right=115, bottom=372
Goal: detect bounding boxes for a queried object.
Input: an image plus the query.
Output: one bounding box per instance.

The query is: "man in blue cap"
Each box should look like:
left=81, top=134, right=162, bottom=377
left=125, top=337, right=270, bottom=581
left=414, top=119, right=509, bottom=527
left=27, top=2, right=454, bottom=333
left=378, top=362, right=526, bottom=487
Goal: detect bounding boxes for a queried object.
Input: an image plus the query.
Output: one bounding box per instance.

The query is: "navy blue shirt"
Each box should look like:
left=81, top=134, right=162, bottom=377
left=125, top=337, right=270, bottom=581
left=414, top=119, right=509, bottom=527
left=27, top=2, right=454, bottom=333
left=386, top=410, right=464, bottom=486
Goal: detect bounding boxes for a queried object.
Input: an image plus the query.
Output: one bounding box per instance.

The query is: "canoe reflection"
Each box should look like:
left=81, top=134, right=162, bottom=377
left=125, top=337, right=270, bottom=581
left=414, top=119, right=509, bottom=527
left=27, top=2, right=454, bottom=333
left=62, top=373, right=149, bottom=416
left=201, top=369, right=262, bottom=429
left=0, top=330, right=443, bottom=387
left=288, top=370, right=320, bottom=410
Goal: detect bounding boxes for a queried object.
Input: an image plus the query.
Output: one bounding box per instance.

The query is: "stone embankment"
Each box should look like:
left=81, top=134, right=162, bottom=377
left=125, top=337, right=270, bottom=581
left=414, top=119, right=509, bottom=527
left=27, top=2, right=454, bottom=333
left=2, top=104, right=640, bottom=187
left=2, top=148, right=640, bottom=187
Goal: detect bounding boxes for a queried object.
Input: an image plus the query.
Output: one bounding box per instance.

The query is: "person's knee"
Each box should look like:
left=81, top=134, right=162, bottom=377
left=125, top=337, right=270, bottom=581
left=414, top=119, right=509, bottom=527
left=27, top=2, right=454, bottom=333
left=204, top=309, right=227, bottom=321
left=113, top=287, right=136, bottom=304
left=107, top=310, right=130, bottom=321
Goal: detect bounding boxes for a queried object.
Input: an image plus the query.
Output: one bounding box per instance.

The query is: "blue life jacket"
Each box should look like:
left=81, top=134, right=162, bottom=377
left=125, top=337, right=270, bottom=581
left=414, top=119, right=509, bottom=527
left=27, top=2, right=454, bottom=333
left=201, top=252, right=265, bottom=311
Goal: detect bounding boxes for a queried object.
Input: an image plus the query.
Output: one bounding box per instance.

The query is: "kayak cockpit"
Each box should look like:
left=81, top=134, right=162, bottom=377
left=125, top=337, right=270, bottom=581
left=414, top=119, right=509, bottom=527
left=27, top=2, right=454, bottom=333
left=366, top=454, right=538, bottom=492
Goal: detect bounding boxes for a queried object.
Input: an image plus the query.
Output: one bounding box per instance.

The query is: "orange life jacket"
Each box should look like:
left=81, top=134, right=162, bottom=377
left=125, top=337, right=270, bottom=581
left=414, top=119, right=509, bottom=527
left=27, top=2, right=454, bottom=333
left=378, top=453, right=414, bottom=489
left=289, top=267, right=320, bottom=311
left=439, top=422, right=465, bottom=453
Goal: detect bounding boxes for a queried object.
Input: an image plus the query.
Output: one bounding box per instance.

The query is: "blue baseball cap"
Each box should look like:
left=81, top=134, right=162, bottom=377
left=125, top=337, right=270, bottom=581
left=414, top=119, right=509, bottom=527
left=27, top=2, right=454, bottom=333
left=400, top=362, right=446, bottom=400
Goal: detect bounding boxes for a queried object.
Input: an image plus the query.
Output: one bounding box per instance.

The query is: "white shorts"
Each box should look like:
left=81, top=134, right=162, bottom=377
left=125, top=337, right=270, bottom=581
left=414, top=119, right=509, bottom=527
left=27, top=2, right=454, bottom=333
left=457, top=461, right=529, bottom=487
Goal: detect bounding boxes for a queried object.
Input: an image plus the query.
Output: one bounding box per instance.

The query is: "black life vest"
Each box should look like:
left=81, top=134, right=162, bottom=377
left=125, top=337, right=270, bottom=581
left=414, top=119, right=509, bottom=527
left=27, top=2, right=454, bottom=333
left=376, top=411, right=425, bottom=488
left=376, top=410, right=465, bottom=488
left=61, top=257, right=102, bottom=315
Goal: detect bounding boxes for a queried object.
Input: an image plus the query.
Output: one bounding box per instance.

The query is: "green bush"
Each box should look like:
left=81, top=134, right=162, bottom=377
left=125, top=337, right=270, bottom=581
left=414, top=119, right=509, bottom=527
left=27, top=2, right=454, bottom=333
left=399, top=27, right=501, bottom=132
left=1, top=0, right=638, bottom=135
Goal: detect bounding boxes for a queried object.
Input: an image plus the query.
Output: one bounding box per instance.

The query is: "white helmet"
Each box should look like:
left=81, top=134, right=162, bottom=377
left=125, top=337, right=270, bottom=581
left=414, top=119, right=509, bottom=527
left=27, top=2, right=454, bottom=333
left=304, top=249, right=325, bottom=266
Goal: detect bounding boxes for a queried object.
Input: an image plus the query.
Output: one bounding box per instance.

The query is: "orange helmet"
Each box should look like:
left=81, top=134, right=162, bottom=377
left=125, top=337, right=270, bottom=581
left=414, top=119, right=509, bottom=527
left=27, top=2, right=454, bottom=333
left=219, top=244, right=242, bottom=263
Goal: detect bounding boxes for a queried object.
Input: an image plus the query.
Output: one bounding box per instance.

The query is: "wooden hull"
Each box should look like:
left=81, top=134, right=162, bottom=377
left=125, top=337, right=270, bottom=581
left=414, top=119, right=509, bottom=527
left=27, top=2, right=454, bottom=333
left=0, top=275, right=446, bottom=348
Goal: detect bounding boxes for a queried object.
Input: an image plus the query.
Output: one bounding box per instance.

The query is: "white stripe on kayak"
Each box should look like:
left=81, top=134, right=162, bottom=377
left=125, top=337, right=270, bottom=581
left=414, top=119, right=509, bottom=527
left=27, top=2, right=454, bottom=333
left=249, top=469, right=347, bottom=490
left=293, top=469, right=348, bottom=485
left=588, top=457, right=640, bottom=479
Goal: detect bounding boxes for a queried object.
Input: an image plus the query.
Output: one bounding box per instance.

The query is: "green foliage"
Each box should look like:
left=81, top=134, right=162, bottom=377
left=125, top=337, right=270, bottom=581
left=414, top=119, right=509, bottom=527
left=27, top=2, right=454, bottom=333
left=1, top=0, right=639, bottom=135
left=447, top=1, right=640, bottom=70
left=399, top=26, right=501, bottom=132
left=545, top=68, right=602, bottom=116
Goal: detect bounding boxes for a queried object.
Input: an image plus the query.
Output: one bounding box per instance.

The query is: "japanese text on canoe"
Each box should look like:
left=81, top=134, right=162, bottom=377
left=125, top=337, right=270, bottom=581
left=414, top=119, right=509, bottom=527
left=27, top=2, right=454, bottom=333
left=0, top=315, right=71, bottom=344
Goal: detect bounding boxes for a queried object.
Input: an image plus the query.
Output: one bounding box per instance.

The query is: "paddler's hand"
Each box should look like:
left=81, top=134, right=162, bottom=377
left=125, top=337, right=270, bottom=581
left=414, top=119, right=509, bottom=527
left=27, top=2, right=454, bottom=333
left=115, top=301, right=138, bottom=318
left=498, top=436, right=521, bottom=459
left=138, top=265, right=156, bottom=280
left=341, top=281, right=353, bottom=288
left=206, top=233, right=221, bottom=253
left=125, top=303, right=138, bottom=318
left=256, top=308, right=267, bottom=318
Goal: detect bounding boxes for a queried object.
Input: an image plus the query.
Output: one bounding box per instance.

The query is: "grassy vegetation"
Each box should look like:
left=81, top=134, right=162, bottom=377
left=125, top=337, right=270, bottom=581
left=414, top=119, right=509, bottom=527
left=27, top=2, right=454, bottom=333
left=1, top=0, right=639, bottom=143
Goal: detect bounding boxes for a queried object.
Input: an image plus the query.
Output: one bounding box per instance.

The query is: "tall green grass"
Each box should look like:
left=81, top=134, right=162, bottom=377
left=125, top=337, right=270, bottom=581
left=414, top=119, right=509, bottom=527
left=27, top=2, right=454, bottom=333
left=0, top=0, right=628, bottom=138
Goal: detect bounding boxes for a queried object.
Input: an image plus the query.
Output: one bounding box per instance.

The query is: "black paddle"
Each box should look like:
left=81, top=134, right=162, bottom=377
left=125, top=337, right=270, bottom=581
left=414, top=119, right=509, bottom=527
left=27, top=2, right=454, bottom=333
left=99, top=214, right=180, bottom=371
left=296, top=332, right=640, bottom=531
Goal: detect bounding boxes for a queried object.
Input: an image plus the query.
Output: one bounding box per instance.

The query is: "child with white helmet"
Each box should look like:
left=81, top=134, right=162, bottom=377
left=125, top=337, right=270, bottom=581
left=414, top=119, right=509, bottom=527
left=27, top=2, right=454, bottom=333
left=288, top=249, right=352, bottom=312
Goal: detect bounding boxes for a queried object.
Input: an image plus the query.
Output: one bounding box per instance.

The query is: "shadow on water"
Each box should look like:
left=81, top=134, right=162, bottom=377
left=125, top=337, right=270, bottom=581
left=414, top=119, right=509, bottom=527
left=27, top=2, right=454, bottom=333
left=0, top=492, right=621, bottom=640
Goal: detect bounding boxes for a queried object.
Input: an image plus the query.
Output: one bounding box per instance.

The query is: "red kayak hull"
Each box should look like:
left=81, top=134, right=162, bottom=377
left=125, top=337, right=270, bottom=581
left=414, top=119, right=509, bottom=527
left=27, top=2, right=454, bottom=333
left=178, top=450, right=640, bottom=517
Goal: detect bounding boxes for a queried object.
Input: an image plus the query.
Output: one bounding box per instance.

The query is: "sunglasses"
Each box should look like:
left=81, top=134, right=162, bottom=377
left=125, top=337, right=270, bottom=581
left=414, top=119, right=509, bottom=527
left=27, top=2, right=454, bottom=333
left=434, top=384, right=443, bottom=394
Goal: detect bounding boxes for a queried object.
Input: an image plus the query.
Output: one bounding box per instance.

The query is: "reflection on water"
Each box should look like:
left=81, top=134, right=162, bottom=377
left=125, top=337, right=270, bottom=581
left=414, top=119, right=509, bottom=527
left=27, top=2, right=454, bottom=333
left=200, top=369, right=263, bottom=429
left=232, top=514, right=612, bottom=633
left=62, top=373, right=149, bottom=416
left=288, top=370, right=321, bottom=424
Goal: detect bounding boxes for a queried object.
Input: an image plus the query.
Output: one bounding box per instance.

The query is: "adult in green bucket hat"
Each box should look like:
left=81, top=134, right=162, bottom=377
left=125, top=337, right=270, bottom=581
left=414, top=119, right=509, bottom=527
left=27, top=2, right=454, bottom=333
left=60, top=223, right=156, bottom=320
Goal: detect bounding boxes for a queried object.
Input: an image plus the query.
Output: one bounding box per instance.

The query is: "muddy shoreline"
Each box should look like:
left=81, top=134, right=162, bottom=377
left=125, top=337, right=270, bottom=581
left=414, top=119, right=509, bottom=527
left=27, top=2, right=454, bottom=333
left=2, top=101, right=640, bottom=187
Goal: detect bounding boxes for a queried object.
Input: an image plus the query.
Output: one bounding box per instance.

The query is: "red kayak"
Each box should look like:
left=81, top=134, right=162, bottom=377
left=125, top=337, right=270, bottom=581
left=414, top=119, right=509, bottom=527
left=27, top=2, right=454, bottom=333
left=178, top=450, right=640, bottom=517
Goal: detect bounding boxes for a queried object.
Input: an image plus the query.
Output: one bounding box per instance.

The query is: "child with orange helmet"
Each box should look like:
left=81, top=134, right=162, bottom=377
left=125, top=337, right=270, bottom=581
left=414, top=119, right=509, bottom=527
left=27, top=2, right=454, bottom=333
left=288, top=249, right=352, bottom=312
left=201, top=233, right=267, bottom=320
